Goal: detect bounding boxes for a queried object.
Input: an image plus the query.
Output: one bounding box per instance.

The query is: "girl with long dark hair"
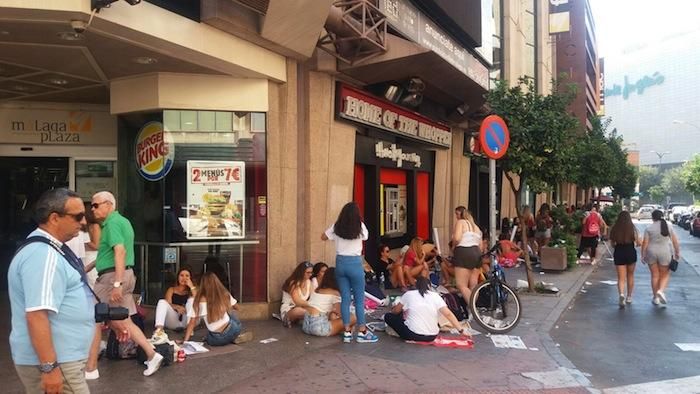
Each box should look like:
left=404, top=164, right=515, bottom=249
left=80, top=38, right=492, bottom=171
left=641, top=210, right=681, bottom=306
left=182, top=272, right=244, bottom=346
left=311, top=262, right=328, bottom=291
left=302, top=268, right=355, bottom=337
left=321, top=202, right=377, bottom=343
left=609, top=211, right=640, bottom=306
left=280, top=262, right=314, bottom=327
left=384, top=277, right=468, bottom=342
left=153, top=267, right=197, bottom=337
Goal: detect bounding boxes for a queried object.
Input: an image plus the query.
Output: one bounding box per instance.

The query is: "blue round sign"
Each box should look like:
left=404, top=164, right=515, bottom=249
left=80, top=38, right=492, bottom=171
left=479, top=115, right=510, bottom=159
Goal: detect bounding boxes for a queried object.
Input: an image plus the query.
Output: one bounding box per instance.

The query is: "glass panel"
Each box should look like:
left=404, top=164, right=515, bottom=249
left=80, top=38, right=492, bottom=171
left=198, top=111, right=216, bottom=131
left=75, top=160, right=116, bottom=201
left=215, top=111, right=232, bottom=131
left=180, top=111, right=197, bottom=131
left=523, top=11, right=535, bottom=45
left=251, top=113, right=266, bottom=132
left=521, top=0, right=534, bottom=13
left=163, top=110, right=180, bottom=131
left=524, top=43, right=536, bottom=79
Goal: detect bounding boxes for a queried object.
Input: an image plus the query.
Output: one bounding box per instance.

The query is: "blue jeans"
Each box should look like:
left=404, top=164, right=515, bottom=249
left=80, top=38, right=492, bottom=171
left=206, top=314, right=242, bottom=346
left=335, top=255, right=366, bottom=327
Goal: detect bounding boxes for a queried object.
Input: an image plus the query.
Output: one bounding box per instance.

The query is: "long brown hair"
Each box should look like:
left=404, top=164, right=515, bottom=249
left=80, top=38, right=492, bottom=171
left=194, top=272, right=232, bottom=323
left=409, top=237, right=425, bottom=260
left=455, top=206, right=479, bottom=234
left=282, top=262, right=312, bottom=293
left=610, top=211, right=637, bottom=244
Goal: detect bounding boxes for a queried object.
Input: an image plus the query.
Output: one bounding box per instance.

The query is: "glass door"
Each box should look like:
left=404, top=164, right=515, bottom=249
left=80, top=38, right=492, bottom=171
left=0, top=157, right=69, bottom=290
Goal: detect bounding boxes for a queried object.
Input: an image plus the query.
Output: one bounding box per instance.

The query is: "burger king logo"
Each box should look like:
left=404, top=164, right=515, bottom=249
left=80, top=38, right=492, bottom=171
left=135, top=121, right=174, bottom=181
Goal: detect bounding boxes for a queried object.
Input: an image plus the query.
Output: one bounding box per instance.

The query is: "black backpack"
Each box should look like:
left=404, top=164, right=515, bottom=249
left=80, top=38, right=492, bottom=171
left=105, top=313, right=145, bottom=360
left=441, top=293, right=469, bottom=321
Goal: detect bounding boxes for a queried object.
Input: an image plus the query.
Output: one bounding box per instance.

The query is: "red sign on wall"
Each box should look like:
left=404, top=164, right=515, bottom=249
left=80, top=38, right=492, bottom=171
left=336, top=83, right=452, bottom=148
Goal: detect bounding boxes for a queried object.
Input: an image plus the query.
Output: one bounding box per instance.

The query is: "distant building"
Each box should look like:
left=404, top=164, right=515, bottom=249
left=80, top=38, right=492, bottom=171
left=605, top=28, right=700, bottom=167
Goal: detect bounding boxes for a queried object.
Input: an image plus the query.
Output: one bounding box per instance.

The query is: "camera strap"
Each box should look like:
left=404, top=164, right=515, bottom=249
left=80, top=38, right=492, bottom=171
left=16, top=236, right=102, bottom=303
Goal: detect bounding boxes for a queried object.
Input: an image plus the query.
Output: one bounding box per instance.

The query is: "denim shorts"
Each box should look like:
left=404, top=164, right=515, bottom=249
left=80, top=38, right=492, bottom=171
left=302, top=313, right=331, bottom=337
left=206, top=314, right=242, bottom=346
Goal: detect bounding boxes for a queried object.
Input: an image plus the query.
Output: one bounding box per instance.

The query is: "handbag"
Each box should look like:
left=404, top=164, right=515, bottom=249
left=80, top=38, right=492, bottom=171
left=669, top=258, right=679, bottom=272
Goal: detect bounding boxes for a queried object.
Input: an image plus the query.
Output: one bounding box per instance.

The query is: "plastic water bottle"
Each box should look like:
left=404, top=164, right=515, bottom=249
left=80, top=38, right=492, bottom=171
left=379, top=272, right=386, bottom=290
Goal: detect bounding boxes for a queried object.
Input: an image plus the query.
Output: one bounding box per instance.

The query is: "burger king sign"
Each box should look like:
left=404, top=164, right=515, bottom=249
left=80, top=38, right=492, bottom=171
left=135, top=121, right=175, bottom=181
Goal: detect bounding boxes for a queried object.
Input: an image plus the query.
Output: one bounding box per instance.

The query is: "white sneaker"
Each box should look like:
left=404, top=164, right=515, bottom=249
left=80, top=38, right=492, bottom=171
left=619, top=294, right=626, bottom=307
left=150, top=329, right=168, bottom=345
left=85, top=369, right=99, bottom=380
left=657, top=291, right=667, bottom=304
left=652, top=296, right=660, bottom=305
left=143, top=352, right=164, bottom=376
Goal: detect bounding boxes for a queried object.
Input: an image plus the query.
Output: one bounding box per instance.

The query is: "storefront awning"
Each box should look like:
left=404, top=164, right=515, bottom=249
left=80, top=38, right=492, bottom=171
left=338, top=34, right=489, bottom=111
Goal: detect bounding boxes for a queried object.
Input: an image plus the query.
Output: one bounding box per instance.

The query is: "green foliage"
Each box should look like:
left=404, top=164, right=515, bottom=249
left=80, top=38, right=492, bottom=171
left=601, top=203, right=623, bottom=228
left=550, top=204, right=574, bottom=233
left=648, top=185, right=665, bottom=203
left=570, top=210, right=585, bottom=233
left=612, top=163, right=638, bottom=199
left=572, top=117, right=617, bottom=189
left=682, top=154, right=700, bottom=197
left=486, top=77, right=580, bottom=201
left=549, top=229, right=578, bottom=269
left=662, top=166, right=687, bottom=195
left=639, top=166, right=662, bottom=201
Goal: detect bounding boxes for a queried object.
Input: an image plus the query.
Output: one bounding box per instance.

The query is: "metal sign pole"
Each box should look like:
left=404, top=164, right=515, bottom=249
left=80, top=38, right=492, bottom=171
left=489, top=158, right=497, bottom=247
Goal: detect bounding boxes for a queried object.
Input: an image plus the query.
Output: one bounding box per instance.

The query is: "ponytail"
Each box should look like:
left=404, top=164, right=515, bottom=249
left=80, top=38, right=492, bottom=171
left=415, top=276, right=430, bottom=297
left=660, top=219, right=669, bottom=237
left=652, top=210, right=669, bottom=236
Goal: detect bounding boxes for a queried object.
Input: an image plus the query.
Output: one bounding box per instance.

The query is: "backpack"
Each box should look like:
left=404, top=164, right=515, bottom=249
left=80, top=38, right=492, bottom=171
left=441, top=293, right=469, bottom=321
left=585, top=213, right=600, bottom=235
left=106, top=313, right=145, bottom=360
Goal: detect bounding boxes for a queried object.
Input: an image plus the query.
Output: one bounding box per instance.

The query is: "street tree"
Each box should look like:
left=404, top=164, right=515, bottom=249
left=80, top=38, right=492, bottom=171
left=661, top=166, right=687, bottom=196
left=605, top=127, right=637, bottom=199
left=682, top=154, right=700, bottom=199
left=648, top=185, right=665, bottom=204
left=638, top=166, right=662, bottom=203
left=486, top=77, right=579, bottom=290
left=611, top=162, right=638, bottom=199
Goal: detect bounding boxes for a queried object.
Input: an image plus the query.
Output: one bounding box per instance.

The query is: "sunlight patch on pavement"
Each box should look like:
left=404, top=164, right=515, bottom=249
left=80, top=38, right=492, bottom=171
left=603, top=375, right=700, bottom=393
left=521, top=367, right=591, bottom=388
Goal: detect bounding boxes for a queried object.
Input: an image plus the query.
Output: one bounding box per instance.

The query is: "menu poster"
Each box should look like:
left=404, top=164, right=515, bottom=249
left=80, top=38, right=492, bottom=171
left=186, top=161, right=245, bottom=239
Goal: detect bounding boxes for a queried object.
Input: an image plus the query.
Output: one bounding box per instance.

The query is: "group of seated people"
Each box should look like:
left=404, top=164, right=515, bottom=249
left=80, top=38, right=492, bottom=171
left=152, top=266, right=248, bottom=347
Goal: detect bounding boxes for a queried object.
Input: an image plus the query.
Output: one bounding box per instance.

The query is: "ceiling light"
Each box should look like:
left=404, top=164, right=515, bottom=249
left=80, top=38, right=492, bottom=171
left=57, top=31, right=84, bottom=41
left=47, top=77, right=69, bottom=86
left=133, top=56, right=158, bottom=65
left=0, top=31, right=9, bottom=36
left=12, top=85, right=33, bottom=92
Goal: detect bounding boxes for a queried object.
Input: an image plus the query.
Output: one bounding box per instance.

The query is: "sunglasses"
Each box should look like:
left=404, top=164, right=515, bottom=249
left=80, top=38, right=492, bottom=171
left=60, top=212, right=85, bottom=222
left=303, top=261, right=313, bottom=269
left=91, top=201, right=110, bottom=209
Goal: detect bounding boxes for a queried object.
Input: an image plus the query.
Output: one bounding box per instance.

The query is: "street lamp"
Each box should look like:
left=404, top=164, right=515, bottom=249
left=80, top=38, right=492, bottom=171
left=672, top=119, right=700, bottom=130
left=650, top=150, right=670, bottom=166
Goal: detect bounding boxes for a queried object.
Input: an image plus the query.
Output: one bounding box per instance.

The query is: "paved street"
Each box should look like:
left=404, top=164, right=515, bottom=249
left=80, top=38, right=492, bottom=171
left=552, top=220, right=700, bottom=390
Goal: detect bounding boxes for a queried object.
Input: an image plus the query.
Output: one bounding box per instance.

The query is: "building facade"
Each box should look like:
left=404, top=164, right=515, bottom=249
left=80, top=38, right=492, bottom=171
left=0, top=0, right=562, bottom=316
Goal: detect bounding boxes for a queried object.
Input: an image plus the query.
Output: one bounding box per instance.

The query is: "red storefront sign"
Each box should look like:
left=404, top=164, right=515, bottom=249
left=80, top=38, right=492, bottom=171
left=337, top=83, right=452, bottom=148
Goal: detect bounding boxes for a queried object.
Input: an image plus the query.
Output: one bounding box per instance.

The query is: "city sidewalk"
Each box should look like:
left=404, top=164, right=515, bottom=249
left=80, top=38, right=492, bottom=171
left=0, top=263, right=596, bottom=393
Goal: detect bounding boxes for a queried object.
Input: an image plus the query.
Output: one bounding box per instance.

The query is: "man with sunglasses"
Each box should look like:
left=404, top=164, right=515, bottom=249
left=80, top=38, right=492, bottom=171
left=90, top=191, right=163, bottom=377
left=9, top=188, right=94, bottom=393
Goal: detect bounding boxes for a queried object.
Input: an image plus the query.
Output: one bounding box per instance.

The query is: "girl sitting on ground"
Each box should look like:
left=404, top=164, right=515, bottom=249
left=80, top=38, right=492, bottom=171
left=310, top=262, right=328, bottom=291
left=371, top=244, right=407, bottom=289
left=384, top=277, right=469, bottom=342
left=182, top=272, right=246, bottom=346
left=403, top=237, right=429, bottom=286
left=302, top=267, right=356, bottom=337
left=152, top=267, right=197, bottom=341
left=280, top=261, right=314, bottom=327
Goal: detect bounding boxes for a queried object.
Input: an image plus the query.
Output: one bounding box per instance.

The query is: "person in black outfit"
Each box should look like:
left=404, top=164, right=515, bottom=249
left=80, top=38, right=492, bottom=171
left=609, top=211, right=640, bottom=307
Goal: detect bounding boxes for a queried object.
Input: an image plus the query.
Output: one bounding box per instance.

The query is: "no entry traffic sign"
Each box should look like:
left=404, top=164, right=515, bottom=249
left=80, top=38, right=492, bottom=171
left=479, top=115, right=510, bottom=160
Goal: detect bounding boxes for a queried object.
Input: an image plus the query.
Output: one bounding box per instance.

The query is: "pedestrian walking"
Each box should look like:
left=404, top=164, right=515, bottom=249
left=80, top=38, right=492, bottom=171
left=321, top=202, right=378, bottom=343
left=90, top=191, right=164, bottom=376
left=578, top=204, right=607, bottom=264
left=451, top=206, right=482, bottom=303
left=609, top=211, right=641, bottom=306
left=9, top=188, right=94, bottom=394
left=641, top=210, right=681, bottom=306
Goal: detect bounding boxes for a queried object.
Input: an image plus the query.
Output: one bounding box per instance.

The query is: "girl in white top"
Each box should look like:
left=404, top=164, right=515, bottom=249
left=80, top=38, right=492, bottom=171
left=280, top=262, right=314, bottom=327
left=452, top=206, right=483, bottom=303
left=302, top=267, right=356, bottom=337
left=310, top=262, right=328, bottom=291
left=384, top=277, right=469, bottom=342
left=182, top=272, right=243, bottom=346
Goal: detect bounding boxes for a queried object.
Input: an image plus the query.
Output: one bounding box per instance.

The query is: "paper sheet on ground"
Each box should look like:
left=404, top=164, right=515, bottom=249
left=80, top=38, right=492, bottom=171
left=490, top=335, right=527, bottom=349
left=259, top=338, right=278, bottom=344
left=675, top=343, right=700, bottom=351
left=599, top=280, right=618, bottom=285
left=181, top=341, right=209, bottom=355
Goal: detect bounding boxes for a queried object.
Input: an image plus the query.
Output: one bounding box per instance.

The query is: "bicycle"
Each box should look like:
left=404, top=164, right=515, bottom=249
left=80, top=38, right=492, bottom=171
left=468, top=244, right=522, bottom=334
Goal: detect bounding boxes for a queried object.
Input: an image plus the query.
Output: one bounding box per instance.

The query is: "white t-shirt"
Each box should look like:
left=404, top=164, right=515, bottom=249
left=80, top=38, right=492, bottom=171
left=307, top=291, right=341, bottom=314
left=324, top=223, right=369, bottom=256
left=65, top=231, right=88, bottom=259
left=186, top=295, right=237, bottom=332
left=401, top=290, right=447, bottom=336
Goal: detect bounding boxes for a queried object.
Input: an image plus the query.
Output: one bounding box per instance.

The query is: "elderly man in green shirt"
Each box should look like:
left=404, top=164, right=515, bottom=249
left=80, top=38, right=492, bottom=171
left=90, top=191, right=164, bottom=377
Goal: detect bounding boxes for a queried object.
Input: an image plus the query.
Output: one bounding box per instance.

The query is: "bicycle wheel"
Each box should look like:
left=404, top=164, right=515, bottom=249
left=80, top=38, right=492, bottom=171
left=469, top=280, right=522, bottom=334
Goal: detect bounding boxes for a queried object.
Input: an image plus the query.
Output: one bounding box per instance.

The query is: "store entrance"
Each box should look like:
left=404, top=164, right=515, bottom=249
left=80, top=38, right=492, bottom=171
left=0, top=157, right=69, bottom=290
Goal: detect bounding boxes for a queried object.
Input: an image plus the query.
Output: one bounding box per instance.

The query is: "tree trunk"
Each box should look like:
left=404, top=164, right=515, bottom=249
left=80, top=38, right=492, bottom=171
left=504, top=172, right=535, bottom=292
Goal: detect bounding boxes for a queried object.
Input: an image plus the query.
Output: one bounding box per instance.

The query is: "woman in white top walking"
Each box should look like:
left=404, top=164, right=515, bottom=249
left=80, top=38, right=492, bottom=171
left=451, top=206, right=483, bottom=303
left=302, top=268, right=355, bottom=337
left=641, top=210, right=681, bottom=306
left=322, top=202, right=378, bottom=343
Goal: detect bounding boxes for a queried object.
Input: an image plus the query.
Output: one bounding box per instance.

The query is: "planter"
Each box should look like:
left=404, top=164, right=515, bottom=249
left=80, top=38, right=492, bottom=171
left=540, top=246, right=567, bottom=271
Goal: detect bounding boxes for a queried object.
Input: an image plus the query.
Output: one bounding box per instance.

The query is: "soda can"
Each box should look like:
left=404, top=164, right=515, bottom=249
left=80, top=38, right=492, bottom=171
left=177, top=349, right=186, bottom=363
